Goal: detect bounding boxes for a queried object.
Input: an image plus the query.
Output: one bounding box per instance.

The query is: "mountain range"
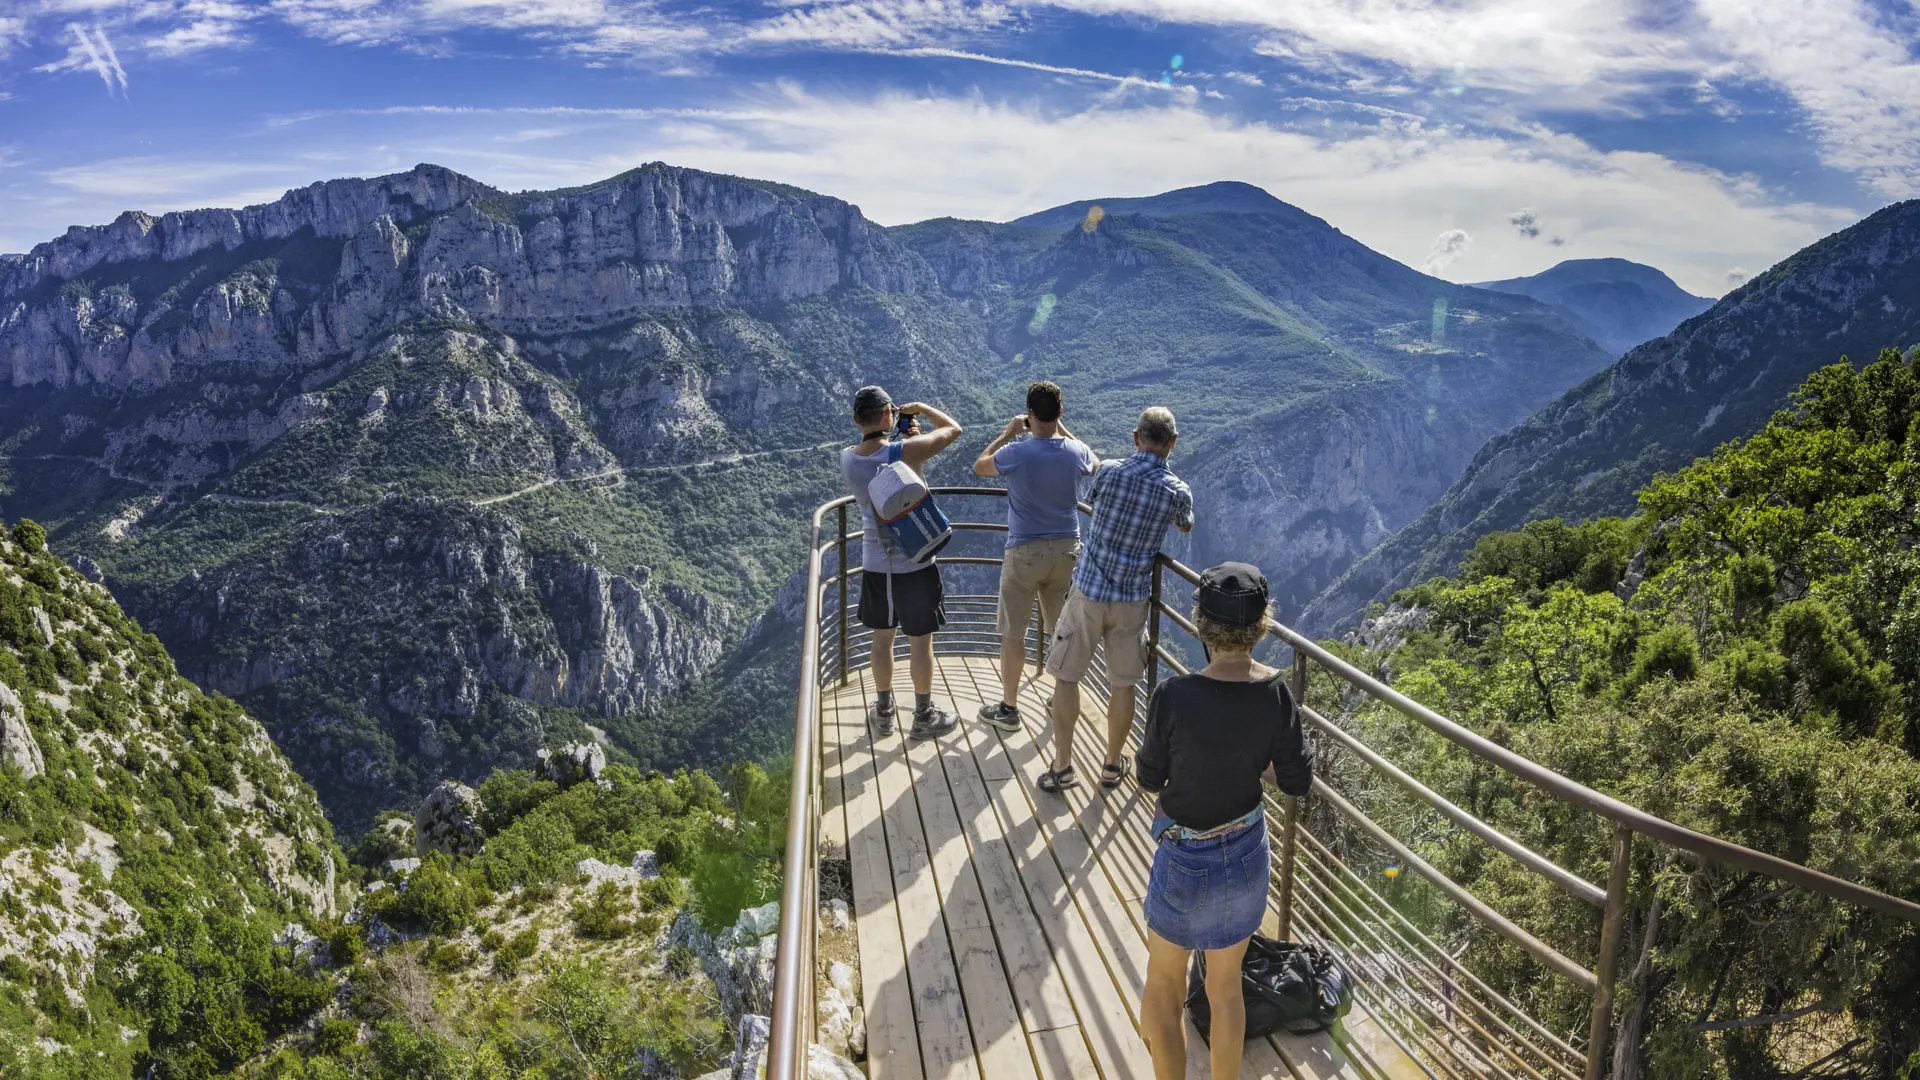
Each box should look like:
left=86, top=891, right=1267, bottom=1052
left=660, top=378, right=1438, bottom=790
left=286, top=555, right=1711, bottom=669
left=1303, top=200, right=1920, bottom=631
left=0, top=164, right=1615, bottom=829
left=1470, top=257, right=1715, bottom=356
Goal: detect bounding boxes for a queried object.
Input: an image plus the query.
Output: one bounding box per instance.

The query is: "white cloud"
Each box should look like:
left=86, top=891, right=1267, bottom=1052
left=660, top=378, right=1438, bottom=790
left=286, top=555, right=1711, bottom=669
left=1221, top=70, right=1264, bottom=87
left=748, top=0, right=1014, bottom=47
left=0, top=16, right=27, bottom=56
left=1056, top=0, right=1715, bottom=107
left=46, top=23, right=130, bottom=95
left=1694, top=0, right=1920, bottom=198
left=1425, top=228, right=1471, bottom=273
left=70, top=85, right=1838, bottom=298
left=871, top=47, right=1191, bottom=95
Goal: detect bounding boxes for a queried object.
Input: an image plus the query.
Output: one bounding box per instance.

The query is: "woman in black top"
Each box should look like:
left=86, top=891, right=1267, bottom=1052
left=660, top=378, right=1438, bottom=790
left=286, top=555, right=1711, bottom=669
left=1135, top=562, right=1312, bottom=1080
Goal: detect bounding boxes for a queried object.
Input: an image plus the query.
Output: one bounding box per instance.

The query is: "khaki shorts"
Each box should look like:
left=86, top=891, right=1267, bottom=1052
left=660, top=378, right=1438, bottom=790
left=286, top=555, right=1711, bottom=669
left=997, top=538, right=1081, bottom=638
left=1045, top=589, right=1150, bottom=688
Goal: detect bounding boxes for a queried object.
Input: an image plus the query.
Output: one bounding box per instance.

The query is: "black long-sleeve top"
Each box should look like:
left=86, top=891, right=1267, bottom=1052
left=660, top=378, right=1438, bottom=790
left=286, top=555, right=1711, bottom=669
left=1136, top=670, right=1313, bottom=831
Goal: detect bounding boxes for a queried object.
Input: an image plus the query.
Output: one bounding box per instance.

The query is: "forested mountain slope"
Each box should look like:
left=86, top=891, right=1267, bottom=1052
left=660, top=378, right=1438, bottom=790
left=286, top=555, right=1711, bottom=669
left=1329, top=349, right=1920, bottom=1077
left=1306, top=199, right=1920, bottom=632
left=0, top=166, right=1610, bottom=829
left=1470, top=257, right=1713, bottom=356
left=0, top=518, right=345, bottom=1077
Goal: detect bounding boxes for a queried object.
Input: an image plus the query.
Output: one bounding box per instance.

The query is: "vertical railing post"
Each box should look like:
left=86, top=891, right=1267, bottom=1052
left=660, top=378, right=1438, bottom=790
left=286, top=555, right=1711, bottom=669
left=1587, top=826, right=1634, bottom=1080
left=837, top=504, right=848, bottom=687
left=1146, top=557, right=1162, bottom=695
left=1275, top=647, right=1309, bottom=940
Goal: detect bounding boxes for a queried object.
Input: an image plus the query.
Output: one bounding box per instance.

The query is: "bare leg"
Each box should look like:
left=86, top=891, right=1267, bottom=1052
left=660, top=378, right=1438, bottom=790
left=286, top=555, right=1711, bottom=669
left=871, top=627, right=896, bottom=699
left=1143, top=930, right=1190, bottom=1080
left=1050, top=679, right=1081, bottom=772
left=908, top=633, right=934, bottom=696
left=1205, top=937, right=1253, bottom=1080
left=1104, top=683, right=1136, bottom=767
left=999, top=630, right=1024, bottom=709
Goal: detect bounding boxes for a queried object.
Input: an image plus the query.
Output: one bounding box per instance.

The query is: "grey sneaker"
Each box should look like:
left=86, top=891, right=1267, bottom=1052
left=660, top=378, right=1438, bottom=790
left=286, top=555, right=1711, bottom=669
left=909, top=706, right=958, bottom=741
left=869, top=699, right=897, bottom=737
left=976, top=701, right=1021, bottom=733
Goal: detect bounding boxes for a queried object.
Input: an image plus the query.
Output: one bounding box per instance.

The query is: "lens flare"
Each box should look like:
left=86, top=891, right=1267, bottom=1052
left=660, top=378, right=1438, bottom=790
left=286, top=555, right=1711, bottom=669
left=1081, top=205, right=1105, bottom=233
left=1430, top=297, right=1449, bottom=342
left=1384, top=861, right=1403, bottom=880
left=1028, top=294, right=1058, bottom=335
left=1170, top=54, right=1184, bottom=70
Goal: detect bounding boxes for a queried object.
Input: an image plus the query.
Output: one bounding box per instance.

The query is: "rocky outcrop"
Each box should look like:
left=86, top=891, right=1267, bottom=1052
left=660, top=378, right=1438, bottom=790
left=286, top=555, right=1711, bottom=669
left=2, top=163, right=930, bottom=392
left=0, top=681, right=43, bottom=780
left=539, top=741, right=606, bottom=787
left=414, top=780, right=486, bottom=858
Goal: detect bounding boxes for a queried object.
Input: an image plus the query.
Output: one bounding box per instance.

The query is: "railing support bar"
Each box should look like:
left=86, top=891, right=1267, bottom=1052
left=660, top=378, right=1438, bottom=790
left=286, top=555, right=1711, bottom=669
left=1146, top=558, right=1162, bottom=694
left=836, top=504, right=848, bottom=688
left=1274, top=648, right=1308, bottom=940
left=1275, top=796, right=1300, bottom=941
left=1586, top=826, right=1634, bottom=1080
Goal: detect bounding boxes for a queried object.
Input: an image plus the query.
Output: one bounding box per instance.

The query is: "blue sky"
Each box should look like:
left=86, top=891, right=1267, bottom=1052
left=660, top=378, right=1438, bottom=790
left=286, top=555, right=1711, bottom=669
left=2, top=1, right=1917, bottom=296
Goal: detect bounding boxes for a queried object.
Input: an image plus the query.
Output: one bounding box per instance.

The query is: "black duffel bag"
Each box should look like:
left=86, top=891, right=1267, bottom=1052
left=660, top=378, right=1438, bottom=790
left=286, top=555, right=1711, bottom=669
left=1186, top=935, right=1353, bottom=1041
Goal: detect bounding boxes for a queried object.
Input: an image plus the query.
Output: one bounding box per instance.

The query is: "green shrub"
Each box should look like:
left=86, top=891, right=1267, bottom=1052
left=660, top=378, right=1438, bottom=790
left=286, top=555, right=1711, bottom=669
left=493, top=928, right=539, bottom=977
left=10, top=520, right=46, bottom=555
left=426, top=941, right=475, bottom=973
left=313, top=1016, right=359, bottom=1057
left=368, top=854, right=474, bottom=935
left=570, top=882, right=637, bottom=940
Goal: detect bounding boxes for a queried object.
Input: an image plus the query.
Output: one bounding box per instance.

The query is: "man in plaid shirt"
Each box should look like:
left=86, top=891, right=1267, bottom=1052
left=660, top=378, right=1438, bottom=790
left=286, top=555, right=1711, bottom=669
left=1040, top=406, right=1193, bottom=793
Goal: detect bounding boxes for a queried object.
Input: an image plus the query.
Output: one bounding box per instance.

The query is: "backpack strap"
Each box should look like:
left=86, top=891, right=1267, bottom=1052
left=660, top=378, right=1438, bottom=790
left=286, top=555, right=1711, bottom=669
left=886, top=441, right=903, bottom=464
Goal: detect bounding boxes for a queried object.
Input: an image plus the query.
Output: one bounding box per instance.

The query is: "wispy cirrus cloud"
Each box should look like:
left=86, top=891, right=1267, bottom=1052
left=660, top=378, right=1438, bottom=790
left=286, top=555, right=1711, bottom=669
left=748, top=0, right=1014, bottom=46
left=39, top=23, right=130, bottom=95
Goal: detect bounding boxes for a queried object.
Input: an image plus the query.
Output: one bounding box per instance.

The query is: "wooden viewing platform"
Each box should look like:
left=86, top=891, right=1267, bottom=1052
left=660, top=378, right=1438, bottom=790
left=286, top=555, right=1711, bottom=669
left=821, top=653, right=1427, bottom=1080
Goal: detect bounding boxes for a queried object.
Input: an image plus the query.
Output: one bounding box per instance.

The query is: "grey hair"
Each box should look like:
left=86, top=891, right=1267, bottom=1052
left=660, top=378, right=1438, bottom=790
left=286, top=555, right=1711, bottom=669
left=1136, top=406, right=1178, bottom=448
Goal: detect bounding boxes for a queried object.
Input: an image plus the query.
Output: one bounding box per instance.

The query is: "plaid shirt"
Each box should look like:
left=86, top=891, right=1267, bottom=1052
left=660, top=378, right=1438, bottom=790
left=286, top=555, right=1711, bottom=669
left=1073, top=451, right=1194, bottom=603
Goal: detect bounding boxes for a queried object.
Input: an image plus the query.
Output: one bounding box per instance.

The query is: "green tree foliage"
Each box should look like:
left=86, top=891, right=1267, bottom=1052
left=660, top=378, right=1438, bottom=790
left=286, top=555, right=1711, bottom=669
left=1368, top=349, right=1920, bottom=1078
left=689, top=762, right=791, bottom=933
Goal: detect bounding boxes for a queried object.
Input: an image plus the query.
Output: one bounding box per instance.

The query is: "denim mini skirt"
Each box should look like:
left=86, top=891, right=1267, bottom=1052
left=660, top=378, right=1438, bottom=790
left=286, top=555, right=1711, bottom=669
left=1144, top=808, right=1271, bottom=951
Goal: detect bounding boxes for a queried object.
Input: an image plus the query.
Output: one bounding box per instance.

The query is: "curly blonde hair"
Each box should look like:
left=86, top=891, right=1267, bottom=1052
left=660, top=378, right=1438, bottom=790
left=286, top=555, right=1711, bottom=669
left=1192, top=605, right=1270, bottom=654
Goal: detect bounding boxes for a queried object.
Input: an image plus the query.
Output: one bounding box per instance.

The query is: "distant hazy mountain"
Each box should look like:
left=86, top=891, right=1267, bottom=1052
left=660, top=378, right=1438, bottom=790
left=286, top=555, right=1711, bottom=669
left=0, top=168, right=1611, bottom=828
left=1472, top=258, right=1714, bottom=355
left=1305, top=202, right=1920, bottom=632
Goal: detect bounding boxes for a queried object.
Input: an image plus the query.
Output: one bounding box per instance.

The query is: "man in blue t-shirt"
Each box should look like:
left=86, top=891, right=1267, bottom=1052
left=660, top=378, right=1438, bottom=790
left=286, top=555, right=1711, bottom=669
left=972, top=381, right=1099, bottom=732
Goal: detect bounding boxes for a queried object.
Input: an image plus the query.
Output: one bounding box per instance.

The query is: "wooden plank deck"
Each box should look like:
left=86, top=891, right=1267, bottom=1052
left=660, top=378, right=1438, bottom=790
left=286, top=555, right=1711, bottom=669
left=826, top=654, right=1430, bottom=1080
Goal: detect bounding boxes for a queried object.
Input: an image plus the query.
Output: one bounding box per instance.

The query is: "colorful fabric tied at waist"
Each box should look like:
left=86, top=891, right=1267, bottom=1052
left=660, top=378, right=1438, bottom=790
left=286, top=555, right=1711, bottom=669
left=1151, top=803, right=1264, bottom=844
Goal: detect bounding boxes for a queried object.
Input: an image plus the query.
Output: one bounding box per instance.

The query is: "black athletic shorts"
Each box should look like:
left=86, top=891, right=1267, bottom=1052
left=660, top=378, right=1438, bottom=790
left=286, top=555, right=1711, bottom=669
left=858, top=565, right=946, bottom=637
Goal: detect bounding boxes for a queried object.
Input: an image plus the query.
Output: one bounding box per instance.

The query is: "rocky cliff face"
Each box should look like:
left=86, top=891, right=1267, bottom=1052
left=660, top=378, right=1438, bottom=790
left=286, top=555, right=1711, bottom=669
left=1306, top=201, right=1920, bottom=632
left=0, top=163, right=988, bottom=831
left=1, top=166, right=1612, bottom=831
left=2, top=163, right=927, bottom=393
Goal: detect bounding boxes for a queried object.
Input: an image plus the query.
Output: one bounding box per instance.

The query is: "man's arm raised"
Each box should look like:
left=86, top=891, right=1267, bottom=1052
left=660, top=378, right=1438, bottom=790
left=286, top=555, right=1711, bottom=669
left=973, top=415, right=1028, bottom=477
left=900, top=402, right=963, bottom=471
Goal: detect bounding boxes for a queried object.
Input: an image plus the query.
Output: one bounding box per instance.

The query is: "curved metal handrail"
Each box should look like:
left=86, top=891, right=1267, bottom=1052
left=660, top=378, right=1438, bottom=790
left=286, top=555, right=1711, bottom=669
left=766, top=488, right=1920, bottom=1080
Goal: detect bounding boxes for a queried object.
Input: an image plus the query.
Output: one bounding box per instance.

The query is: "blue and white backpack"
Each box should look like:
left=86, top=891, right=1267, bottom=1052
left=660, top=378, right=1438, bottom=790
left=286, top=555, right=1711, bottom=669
left=868, top=443, right=952, bottom=563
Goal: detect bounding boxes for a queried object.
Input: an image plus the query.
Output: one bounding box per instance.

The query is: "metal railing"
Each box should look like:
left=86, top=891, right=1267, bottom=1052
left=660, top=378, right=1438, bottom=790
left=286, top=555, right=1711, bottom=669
left=766, top=489, right=1920, bottom=1080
